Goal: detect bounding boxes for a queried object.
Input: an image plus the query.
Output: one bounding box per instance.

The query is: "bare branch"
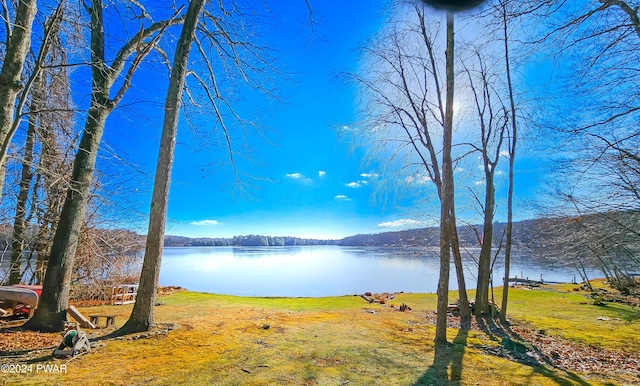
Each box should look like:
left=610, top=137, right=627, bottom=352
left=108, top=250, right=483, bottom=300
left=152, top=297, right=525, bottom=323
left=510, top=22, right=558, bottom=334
left=601, top=0, right=640, bottom=39
left=0, top=1, right=65, bottom=164
left=107, top=6, right=185, bottom=88
left=191, top=34, right=241, bottom=185
left=1, top=0, right=10, bottom=43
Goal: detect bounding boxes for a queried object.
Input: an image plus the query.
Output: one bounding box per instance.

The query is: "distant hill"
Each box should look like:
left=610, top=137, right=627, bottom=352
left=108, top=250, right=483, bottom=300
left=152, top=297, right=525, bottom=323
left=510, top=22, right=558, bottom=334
left=164, top=234, right=335, bottom=247
left=163, top=211, right=640, bottom=269
left=334, top=211, right=640, bottom=273
left=161, top=218, right=563, bottom=248
left=336, top=219, right=547, bottom=248
left=163, top=219, right=545, bottom=248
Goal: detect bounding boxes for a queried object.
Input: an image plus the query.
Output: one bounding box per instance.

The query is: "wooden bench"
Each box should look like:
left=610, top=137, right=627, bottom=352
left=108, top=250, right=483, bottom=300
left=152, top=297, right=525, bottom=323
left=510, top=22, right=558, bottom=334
left=89, top=314, right=116, bottom=328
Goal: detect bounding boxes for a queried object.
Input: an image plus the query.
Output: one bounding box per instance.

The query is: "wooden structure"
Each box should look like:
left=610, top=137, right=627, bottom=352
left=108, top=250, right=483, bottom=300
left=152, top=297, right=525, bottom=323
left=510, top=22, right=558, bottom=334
left=111, top=284, right=139, bottom=305
left=90, top=314, right=116, bottom=328
left=508, top=277, right=542, bottom=286
left=67, top=305, right=96, bottom=329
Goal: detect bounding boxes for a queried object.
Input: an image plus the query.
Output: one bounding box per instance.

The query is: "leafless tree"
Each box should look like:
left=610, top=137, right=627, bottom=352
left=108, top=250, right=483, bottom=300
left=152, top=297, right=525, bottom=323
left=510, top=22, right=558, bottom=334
left=436, top=11, right=459, bottom=342
left=0, top=0, right=38, bottom=197
left=26, top=0, right=184, bottom=332
left=7, top=3, right=65, bottom=285
left=121, top=0, right=309, bottom=333
left=119, top=0, right=205, bottom=334
left=347, top=1, right=472, bottom=338
left=528, top=0, right=640, bottom=286
left=530, top=0, right=639, bottom=209
left=71, top=227, right=144, bottom=301
left=460, top=48, right=508, bottom=316
left=498, top=0, right=518, bottom=324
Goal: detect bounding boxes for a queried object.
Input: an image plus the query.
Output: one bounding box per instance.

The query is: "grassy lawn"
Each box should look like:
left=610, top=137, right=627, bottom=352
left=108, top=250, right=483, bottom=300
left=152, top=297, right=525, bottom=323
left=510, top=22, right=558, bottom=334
left=1, top=285, right=638, bottom=385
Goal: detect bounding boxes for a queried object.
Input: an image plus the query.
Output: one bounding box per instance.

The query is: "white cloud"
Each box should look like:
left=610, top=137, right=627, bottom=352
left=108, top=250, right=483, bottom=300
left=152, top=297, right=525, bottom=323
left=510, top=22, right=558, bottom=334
left=191, top=220, right=221, bottom=226
left=474, top=180, right=485, bottom=185
left=378, top=219, right=424, bottom=228
left=318, top=170, right=326, bottom=177
left=405, top=174, right=430, bottom=185
left=286, top=172, right=313, bottom=183
left=500, top=150, right=510, bottom=158
left=334, top=195, right=350, bottom=200
left=346, top=182, right=361, bottom=188
left=360, top=172, right=379, bottom=178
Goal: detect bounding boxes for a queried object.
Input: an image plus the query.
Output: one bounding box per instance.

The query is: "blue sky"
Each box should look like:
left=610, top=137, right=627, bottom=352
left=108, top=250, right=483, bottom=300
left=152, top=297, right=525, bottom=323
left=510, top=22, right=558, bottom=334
left=92, top=1, right=546, bottom=240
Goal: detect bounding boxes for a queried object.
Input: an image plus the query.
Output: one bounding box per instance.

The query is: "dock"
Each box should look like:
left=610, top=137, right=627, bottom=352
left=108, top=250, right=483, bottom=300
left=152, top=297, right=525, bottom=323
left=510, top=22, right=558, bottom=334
left=508, top=277, right=542, bottom=286
left=508, top=273, right=574, bottom=286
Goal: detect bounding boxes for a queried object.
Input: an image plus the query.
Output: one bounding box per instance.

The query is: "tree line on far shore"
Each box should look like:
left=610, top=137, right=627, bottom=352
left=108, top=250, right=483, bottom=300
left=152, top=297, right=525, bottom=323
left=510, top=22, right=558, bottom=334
left=163, top=234, right=333, bottom=247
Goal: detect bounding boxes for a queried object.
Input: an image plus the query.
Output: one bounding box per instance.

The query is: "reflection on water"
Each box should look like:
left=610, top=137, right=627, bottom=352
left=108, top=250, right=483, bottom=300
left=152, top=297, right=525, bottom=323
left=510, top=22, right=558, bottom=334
left=158, top=246, right=598, bottom=297
left=0, top=245, right=598, bottom=296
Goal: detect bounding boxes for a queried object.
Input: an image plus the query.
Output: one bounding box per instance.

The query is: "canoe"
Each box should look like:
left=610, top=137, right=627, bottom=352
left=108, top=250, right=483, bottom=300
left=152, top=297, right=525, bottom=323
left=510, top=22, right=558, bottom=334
left=0, top=285, right=40, bottom=307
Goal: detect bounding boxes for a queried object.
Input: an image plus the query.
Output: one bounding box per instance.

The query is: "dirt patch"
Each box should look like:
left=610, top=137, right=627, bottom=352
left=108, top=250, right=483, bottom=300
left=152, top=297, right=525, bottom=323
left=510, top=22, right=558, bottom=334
left=507, top=323, right=640, bottom=375
left=570, top=279, right=640, bottom=307
left=112, top=322, right=178, bottom=340
left=601, top=290, right=640, bottom=307
left=419, top=309, right=640, bottom=378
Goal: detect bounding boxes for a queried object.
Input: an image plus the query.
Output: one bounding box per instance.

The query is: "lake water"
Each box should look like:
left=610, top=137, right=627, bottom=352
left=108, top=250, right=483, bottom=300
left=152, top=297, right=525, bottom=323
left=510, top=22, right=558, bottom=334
left=158, top=245, right=597, bottom=297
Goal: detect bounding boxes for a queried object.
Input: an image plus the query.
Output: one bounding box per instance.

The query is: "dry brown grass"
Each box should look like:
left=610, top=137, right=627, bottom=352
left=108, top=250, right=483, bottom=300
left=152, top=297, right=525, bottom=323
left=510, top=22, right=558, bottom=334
left=0, top=288, right=638, bottom=385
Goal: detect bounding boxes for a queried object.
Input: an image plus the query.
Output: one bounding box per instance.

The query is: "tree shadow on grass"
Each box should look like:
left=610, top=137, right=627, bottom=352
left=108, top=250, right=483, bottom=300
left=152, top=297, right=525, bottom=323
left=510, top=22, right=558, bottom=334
left=92, top=322, right=178, bottom=341
left=413, top=329, right=468, bottom=385
left=473, top=317, right=599, bottom=386
left=412, top=318, right=610, bottom=386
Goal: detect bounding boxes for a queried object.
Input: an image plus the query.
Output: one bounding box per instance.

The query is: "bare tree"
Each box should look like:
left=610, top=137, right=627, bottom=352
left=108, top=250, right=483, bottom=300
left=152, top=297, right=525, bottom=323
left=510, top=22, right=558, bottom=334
left=26, top=1, right=183, bottom=331
left=529, top=0, right=640, bottom=285
left=533, top=0, right=640, bottom=208
left=7, top=3, right=65, bottom=285
left=7, top=70, right=42, bottom=285
left=31, top=28, right=77, bottom=284
left=119, top=0, right=205, bottom=334
left=499, top=0, right=518, bottom=324
left=121, top=0, right=305, bottom=333
left=71, top=227, right=144, bottom=301
left=0, top=0, right=38, bottom=197
left=435, top=11, right=457, bottom=343
left=460, top=50, right=508, bottom=316
left=348, top=1, right=472, bottom=338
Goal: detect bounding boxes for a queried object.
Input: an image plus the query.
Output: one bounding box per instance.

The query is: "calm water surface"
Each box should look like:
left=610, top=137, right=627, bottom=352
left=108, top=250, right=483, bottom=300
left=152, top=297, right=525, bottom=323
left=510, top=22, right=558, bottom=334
left=159, top=246, right=595, bottom=297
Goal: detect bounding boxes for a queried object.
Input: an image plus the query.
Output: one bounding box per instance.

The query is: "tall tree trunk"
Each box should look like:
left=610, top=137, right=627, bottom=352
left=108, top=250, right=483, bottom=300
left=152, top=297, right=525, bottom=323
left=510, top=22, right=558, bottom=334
left=435, top=12, right=456, bottom=345
left=8, top=71, right=43, bottom=284
left=0, top=0, right=37, bottom=197
left=25, top=0, right=112, bottom=331
left=120, top=0, right=206, bottom=334
left=25, top=105, right=110, bottom=331
left=450, top=211, right=471, bottom=329
left=24, top=0, right=181, bottom=332
left=34, top=118, right=63, bottom=284
left=501, top=0, right=517, bottom=324
left=475, top=171, right=495, bottom=315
